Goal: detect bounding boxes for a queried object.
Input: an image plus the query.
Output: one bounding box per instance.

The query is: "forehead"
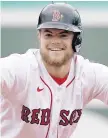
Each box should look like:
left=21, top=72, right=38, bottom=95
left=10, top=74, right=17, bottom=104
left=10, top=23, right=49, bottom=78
left=41, top=28, right=72, bottom=34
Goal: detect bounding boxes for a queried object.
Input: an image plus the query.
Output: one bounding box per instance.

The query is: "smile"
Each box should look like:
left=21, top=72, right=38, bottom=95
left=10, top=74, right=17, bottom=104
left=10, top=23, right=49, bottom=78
left=49, top=48, right=64, bottom=51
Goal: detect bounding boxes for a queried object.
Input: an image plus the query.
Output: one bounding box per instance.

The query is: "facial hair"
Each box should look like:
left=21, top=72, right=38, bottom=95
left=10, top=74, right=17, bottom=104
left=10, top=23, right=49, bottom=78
left=40, top=46, right=73, bottom=67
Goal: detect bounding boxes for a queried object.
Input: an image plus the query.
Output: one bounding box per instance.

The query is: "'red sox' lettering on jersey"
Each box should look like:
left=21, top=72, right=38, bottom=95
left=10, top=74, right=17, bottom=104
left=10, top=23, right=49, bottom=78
left=21, top=105, right=82, bottom=126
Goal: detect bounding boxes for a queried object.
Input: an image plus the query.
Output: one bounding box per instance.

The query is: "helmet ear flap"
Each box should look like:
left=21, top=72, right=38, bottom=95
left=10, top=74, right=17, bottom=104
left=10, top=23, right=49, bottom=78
left=72, top=33, right=82, bottom=52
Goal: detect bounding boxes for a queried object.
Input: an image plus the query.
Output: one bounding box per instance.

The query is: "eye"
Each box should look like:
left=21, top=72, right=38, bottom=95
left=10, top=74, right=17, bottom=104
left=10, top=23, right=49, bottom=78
left=45, top=34, right=52, bottom=37
left=60, top=34, right=68, bottom=38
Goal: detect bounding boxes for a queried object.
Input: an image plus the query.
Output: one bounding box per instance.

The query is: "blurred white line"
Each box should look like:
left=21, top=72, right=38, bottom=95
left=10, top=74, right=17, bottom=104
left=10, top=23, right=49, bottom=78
left=1, top=9, right=108, bottom=27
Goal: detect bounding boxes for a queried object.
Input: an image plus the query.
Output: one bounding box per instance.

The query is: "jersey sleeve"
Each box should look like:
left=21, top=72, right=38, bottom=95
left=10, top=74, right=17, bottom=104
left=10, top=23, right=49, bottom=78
left=0, top=54, right=28, bottom=99
left=91, top=63, right=108, bottom=105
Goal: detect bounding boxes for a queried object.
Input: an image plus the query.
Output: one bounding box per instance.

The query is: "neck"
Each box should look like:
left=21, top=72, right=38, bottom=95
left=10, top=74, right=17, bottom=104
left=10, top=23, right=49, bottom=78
left=42, top=58, right=72, bottom=78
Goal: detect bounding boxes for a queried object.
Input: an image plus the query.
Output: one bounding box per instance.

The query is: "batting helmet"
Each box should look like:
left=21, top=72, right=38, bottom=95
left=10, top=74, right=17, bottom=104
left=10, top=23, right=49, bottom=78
left=37, top=3, right=82, bottom=52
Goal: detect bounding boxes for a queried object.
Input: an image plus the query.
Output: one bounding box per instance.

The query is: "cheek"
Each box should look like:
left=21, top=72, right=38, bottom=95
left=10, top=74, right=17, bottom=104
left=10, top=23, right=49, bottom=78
left=40, top=41, right=50, bottom=53
left=64, top=41, right=72, bottom=49
left=40, top=39, right=47, bottom=48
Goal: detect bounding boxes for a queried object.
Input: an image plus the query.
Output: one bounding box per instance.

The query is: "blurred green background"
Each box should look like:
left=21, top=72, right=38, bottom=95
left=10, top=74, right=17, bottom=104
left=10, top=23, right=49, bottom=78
left=1, top=27, right=108, bottom=66
left=1, top=1, right=108, bottom=123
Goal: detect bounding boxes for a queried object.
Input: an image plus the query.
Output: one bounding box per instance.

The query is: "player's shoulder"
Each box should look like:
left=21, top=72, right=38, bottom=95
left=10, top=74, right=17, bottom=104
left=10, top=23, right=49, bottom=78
left=76, top=54, right=108, bottom=77
left=0, top=49, right=39, bottom=69
left=23, top=48, right=40, bottom=68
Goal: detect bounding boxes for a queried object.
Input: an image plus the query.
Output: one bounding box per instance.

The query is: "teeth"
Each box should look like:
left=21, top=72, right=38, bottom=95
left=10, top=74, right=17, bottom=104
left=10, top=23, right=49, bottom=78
left=51, top=48, right=62, bottom=51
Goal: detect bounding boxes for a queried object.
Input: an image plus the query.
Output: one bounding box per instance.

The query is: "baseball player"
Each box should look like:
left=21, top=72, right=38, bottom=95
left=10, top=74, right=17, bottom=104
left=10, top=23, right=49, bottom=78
left=0, top=3, right=108, bottom=138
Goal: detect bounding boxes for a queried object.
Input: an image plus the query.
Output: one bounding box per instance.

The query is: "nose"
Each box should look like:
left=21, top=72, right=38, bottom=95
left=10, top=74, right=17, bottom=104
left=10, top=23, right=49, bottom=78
left=51, top=36, right=61, bottom=44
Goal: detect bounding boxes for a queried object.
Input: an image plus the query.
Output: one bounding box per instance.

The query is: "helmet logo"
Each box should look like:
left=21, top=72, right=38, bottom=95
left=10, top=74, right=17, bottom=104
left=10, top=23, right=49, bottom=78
left=52, top=10, right=61, bottom=21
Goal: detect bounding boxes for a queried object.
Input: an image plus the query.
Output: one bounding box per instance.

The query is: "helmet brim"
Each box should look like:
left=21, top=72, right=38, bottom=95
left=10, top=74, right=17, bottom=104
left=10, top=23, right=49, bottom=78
left=37, top=22, right=81, bottom=33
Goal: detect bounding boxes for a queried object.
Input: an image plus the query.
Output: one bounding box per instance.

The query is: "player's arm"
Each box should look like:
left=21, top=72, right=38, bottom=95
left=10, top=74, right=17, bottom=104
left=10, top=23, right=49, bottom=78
left=0, top=55, right=16, bottom=97
left=91, top=63, right=108, bottom=105
left=0, top=54, right=27, bottom=98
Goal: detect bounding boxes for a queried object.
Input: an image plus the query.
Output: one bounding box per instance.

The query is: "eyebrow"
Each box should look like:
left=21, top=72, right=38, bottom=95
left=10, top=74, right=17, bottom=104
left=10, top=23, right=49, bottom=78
left=44, top=29, right=70, bottom=34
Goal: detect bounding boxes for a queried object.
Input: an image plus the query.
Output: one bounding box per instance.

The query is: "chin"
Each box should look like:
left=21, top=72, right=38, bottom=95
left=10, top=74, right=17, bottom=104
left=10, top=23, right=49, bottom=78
left=47, top=56, right=66, bottom=66
left=40, top=50, right=73, bottom=66
left=49, top=60, right=64, bottom=67
left=50, top=55, right=64, bottom=61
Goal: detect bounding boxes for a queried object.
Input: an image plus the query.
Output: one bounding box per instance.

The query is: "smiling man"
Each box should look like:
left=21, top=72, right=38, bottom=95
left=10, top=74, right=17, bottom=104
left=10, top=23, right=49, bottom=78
left=0, top=2, right=108, bottom=138
left=40, top=29, right=73, bottom=66
left=39, top=29, right=74, bottom=78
